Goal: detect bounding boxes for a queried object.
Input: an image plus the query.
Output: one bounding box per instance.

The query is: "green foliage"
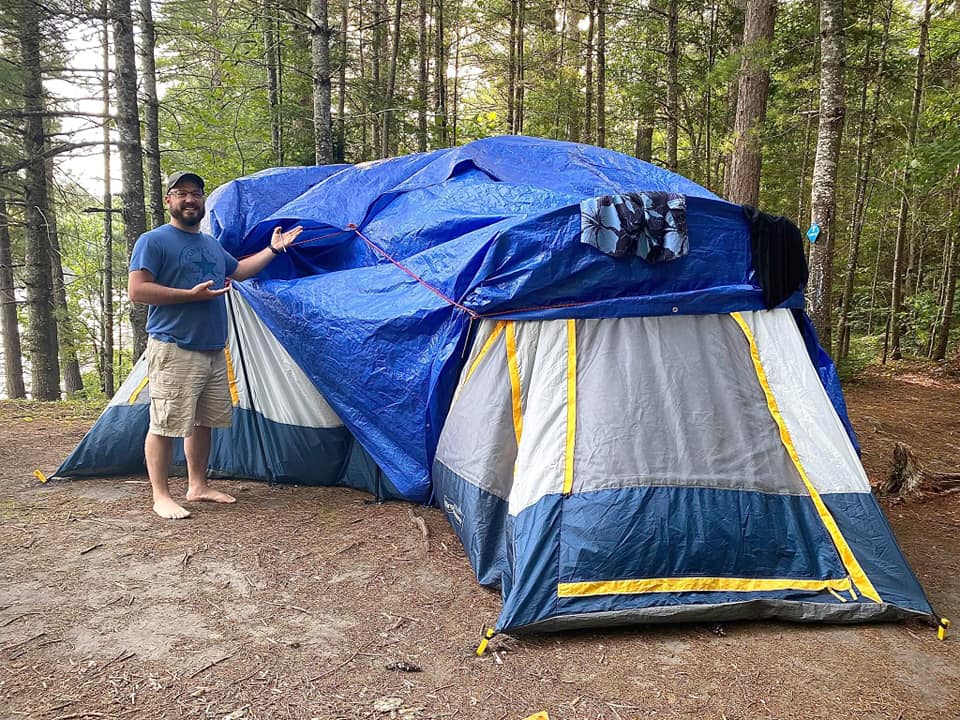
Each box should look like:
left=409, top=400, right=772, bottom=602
left=1, top=0, right=958, bottom=387
left=836, top=333, right=883, bottom=381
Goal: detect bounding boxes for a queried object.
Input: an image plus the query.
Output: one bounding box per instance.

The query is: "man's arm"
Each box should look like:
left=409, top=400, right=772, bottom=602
left=232, top=226, right=303, bottom=281
left=128, top=270, right=229, bottom=305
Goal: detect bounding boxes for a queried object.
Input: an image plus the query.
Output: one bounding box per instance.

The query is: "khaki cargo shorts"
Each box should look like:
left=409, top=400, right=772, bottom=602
left=146, top=337, right=233, bottom=437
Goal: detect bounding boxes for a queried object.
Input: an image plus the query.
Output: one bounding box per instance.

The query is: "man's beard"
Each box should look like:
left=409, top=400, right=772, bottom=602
left=170, top=205, right=205, bottom=227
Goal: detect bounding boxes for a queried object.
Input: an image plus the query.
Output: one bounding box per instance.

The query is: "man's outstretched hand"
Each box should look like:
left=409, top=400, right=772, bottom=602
left=271, top=225, right=304, bottom=253
left=190, top=279, right=230, bottom=300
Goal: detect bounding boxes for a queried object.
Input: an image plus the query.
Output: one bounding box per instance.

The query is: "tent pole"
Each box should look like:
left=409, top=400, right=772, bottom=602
left=227, top=290, right=276, bottom=484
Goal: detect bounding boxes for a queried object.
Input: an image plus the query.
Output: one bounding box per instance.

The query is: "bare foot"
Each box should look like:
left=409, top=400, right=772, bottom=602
left=153, top=496, right=192, bottom=519
left=185, top=488, right=237, bottom=504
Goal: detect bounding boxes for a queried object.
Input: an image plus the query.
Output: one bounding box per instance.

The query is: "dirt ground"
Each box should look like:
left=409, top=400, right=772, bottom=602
left=1, top=365, right=959, bottom=720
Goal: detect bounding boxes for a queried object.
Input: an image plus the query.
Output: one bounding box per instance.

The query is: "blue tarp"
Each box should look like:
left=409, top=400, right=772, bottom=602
left=204, top=136, right=833, bottom=503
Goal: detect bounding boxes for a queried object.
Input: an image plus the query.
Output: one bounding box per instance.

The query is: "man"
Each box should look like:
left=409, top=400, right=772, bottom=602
left=129, top=171, right=303, bottom=519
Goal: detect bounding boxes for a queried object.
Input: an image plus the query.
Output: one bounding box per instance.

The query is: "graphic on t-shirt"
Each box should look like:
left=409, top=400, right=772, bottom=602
left=179, top=244, right=220, bottom=286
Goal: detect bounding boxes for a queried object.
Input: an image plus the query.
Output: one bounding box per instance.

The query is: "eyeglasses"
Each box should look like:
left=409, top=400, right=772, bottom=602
left=167, top=190, right=205, bottom=199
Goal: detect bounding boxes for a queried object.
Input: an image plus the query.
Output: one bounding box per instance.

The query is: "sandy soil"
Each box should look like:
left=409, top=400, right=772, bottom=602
left=1, top=366, right=958, bottom=720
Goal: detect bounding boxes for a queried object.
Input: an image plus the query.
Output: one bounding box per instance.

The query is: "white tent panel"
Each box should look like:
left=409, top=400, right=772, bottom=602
left=510, top=320, right=574, bottom=516
left=228, top=292, right=344, bottom=429
left=742, top=309, right=869, bottom=495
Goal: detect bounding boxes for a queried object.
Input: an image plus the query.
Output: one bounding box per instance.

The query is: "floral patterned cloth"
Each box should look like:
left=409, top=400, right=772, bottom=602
left=579, top=191, right=688, bottom=263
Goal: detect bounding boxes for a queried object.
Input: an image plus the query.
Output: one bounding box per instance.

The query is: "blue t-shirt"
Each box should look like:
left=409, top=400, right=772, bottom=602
left=129, top=224, right=239, bottom=350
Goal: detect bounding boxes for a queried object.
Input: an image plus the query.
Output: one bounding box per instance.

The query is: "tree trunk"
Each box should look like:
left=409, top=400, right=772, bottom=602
left=101, top=8, right=115, bottom=397
left=450, top=0, right=463, bottom=143
left=806, top=0, right=846, bottom=356
left=311, top=0, right=333, bottom=164
left=371, top=0, right=384, bottom=154
left=932, top=170, right=959, bottom=361
left=210, top=0, right=223, bottom=87
left=552, top=1, right=568, bottom=140
left=634, top=106, right=653, bottom=162
left=45, top=159, right=83, bottom=396
left=507, top=0, right=518, bottom=134
left=582, top=0, right=594, bottom=143
left=867, top=209, right=887, bottom=335
left=596, top=0, right=605, bottom=148
left=138, top=0, right=164, bottom=230
left=795, top=92, right=814, bottom=231
left=0, top=189, right=26, bottom=399
left=263, top=0, right=284, bottom=165
left=111, top=0, right=148, bottom=360
left=890, top=0, right=931, bottom=360
left=837, top=0, right=889, bottom=359
left=19, top=0, right=61, bottom=400
left=417, top=0, right=428, bottom=150
left=336, top=0, right=347, bottom=162
left=381, top=0, right=402, bottom=157
left=665, top=0, right=678, bottom=170
left=879, top=442, right=960, bottom=502
left=433, top=0, right=448, bottom=144
left=704, top=0, right=719, bottom=190
left=723, top=0, right=776, bottom=207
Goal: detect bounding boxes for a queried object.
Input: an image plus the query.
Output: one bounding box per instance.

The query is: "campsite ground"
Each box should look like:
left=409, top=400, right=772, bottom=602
left=1, top=365, right=958, bottom=720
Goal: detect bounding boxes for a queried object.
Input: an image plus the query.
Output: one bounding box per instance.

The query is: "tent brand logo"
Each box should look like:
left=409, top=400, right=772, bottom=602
left=443, top=497, right=464, bottom=528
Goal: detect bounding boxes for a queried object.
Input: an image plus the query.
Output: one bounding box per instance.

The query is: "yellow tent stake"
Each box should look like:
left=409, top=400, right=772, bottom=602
left=33, top=469, right=48, bottom=484
left=476, top=627, right=496, bottom=656
left=938, top=618, right=951, bottom=641
left=522, top=713, right=550, bottom=720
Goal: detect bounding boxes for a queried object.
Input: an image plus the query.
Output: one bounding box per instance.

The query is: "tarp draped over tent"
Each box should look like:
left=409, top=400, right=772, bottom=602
left=56, top=136, right=935, bottom=633
left=204, top=136, right=823, bottom=503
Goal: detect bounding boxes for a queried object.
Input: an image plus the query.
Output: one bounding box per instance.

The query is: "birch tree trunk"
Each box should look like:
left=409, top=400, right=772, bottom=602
left=138, top=0, right=164, bottom=230
left=110, top=0, right=148, bottom=360
left=724, top=0, right=776, bottom=206
left=889, top=0, right=931, bottom=360
left=311, top=0, right=333, bottom=164
left=18, top=0, right=61, bottom=399
left=806, top=0, right=846, bottom=355
left=0, top=188, right=26, bottom=399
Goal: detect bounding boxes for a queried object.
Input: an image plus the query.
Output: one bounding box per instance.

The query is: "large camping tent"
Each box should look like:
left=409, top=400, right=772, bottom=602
left=56, top=136, right=936, bottom=635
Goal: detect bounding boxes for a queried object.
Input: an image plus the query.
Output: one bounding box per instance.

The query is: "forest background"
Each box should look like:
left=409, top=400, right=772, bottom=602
left=0, top=0, right=957, bottom=402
